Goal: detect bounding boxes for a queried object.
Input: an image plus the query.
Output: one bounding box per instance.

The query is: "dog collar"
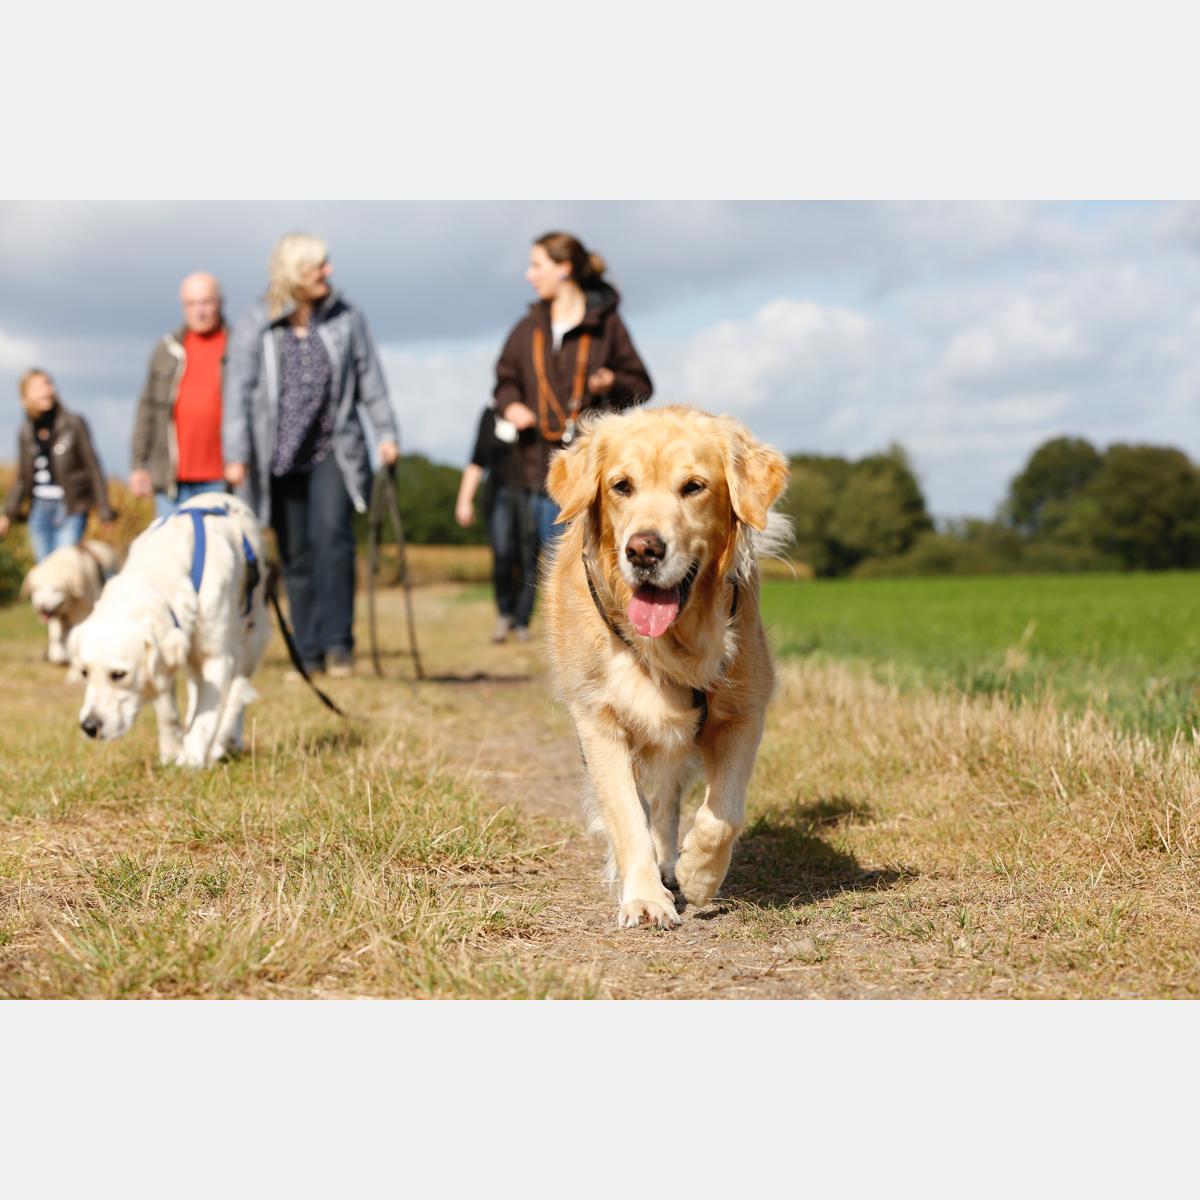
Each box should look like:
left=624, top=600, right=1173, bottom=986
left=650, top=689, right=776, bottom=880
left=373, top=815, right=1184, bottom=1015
left=580, top=553, right=738, bottom=738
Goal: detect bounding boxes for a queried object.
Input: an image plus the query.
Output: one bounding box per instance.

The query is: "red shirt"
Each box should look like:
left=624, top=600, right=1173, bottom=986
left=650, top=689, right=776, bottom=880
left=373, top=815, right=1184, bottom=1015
left=175, top=328, right=227, bottom=482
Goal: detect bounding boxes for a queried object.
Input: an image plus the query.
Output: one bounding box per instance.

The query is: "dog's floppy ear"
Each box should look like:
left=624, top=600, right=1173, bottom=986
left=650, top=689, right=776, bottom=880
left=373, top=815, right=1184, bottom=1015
left=144, top=626, right=188, bottom=694
left=68, top=552, right=89, bottom=600
left=719, top=419, right=790, bottom=531
left=65, top=624, right=84, bottom=682
left=546, top=431, right=601, bottom=525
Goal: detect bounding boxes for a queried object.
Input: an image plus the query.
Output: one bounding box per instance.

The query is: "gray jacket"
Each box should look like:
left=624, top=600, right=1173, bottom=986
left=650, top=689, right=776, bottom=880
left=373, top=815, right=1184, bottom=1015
left=222, top=290, right=398, bottom=524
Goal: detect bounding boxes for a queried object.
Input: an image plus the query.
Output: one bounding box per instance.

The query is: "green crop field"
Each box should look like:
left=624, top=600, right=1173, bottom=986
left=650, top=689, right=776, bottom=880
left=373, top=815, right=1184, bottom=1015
left=761, top=572, right=1200, bottom=737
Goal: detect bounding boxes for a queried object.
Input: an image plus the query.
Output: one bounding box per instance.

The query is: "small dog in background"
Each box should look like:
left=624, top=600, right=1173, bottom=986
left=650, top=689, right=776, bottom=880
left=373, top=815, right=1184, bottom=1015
left=21, top=540, right=120, bottom=665
left=543, top=405, right=790, bottom=929
left=68, top=494, right=269, bottom=767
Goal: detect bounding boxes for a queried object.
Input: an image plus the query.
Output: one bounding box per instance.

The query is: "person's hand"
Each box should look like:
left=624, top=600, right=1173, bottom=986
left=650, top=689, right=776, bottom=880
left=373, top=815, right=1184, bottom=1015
left=455, top=498, right=474, bottom=528
left=587, top=368, right=615, bottom=396
left=0, top=515, right=9, bottom=539
left=378, top=440, right=399, bottom=467
left=504, top=401, right=536, bottom=431
left=225, top=462, right=247, bottom=488
left=128, top=468, right=153, bottom=498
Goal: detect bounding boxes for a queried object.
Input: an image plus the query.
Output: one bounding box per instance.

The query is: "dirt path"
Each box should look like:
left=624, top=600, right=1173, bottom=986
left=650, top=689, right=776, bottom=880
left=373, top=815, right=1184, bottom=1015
left=396, top=588, right=914, bottom=999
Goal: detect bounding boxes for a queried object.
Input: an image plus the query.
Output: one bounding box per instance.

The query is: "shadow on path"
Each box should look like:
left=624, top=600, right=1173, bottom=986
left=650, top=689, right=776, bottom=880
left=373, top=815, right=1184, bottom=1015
left=696, top=794, right=912, bottom=914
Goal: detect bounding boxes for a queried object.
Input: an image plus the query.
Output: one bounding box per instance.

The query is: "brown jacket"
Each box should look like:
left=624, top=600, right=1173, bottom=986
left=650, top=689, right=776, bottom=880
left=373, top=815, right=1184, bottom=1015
left=131, top=323, right=229, bottom=497
left=493, top=282, right=652, bottom=491
left=4, top=405, right=116, bottom=522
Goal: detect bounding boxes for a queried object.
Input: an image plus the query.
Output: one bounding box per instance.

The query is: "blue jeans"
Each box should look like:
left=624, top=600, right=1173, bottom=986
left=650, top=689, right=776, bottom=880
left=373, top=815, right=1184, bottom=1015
left=154, top=480, right=226, bottom=519
left=270, top=453, right=356, bottom=667
left=493, top=486, right=561, bottom=629
left=28, top=497, right=87, bottom=562
left=486, top=488, right=522, bottom=620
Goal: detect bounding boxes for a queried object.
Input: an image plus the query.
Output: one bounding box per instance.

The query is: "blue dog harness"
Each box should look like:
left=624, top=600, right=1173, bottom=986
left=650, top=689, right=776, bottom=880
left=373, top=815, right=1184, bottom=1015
left=151, top=504, right=260, bottom=626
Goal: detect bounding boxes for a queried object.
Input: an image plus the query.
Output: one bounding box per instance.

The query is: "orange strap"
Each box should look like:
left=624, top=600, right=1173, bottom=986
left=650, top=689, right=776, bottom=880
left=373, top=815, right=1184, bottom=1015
left=532, top=326, right=592, bottom=442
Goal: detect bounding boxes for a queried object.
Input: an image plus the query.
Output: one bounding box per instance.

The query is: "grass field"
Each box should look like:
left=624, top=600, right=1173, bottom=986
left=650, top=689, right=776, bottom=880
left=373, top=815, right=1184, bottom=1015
left=762, top=572, right=1200, bottom=737
left=1, top=572, right=1198, bottom=999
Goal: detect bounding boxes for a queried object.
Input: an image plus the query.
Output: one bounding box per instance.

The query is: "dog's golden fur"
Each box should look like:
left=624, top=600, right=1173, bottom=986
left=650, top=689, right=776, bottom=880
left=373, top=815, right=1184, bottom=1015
left=543, top=405, right=790, bottom=928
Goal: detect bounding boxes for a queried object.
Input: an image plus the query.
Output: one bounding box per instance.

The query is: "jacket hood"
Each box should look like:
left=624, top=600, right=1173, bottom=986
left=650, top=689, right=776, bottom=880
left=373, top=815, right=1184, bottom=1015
left=254, top=288, right=348, bottom=329
left=530, top=280, right=621, bottom=330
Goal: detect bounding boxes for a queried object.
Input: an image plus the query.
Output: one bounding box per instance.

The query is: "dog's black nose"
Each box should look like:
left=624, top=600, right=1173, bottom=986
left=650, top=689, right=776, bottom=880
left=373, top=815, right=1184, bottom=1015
left=80, top=716, right=100, bottom=739
left=626, top=531, right=666, bottom=569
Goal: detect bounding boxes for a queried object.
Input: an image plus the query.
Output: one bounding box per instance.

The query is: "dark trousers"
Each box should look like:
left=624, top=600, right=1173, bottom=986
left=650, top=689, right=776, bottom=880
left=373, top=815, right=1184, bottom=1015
left=493, top=485, right=561, bottom=629
left=270, top=452, right=356, bottom=666
left=486, top=489, right=522, bottom=621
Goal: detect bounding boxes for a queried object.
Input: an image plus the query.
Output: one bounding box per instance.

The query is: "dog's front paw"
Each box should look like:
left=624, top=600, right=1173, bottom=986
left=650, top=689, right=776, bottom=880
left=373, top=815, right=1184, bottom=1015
left=173, top=746, right=208, bottom=769
left=617, top=886, right=681, bottom=930
left=675, top=846, right=732, bottom=907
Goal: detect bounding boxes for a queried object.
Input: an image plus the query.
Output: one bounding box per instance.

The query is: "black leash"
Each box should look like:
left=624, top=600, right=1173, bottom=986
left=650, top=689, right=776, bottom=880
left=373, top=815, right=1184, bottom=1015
left=366, top=465, right=425, bottom=680
left=265, top=567, right=359, bottom=719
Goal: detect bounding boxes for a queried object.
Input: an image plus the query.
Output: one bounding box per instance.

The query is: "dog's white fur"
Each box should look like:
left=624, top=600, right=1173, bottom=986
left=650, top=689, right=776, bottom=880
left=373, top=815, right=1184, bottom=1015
left=543, top=405, right=791, bottom=929
left=22, top=540, right=120, bottom=665
left=67, top=494, right=270, bottom=767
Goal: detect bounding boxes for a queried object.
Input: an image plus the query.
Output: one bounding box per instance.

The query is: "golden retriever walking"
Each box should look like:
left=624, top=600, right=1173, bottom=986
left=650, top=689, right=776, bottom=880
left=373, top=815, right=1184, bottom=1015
left=543, top=405, right=790, bottom=928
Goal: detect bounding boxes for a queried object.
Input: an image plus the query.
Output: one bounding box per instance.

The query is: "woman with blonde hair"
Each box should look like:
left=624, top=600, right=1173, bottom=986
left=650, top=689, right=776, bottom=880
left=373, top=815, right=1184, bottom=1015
left=0, top=369, right=115, bottom=560
left=223, top=233, right=399, bottom=678
left=492, top=230, right=653, bottom=637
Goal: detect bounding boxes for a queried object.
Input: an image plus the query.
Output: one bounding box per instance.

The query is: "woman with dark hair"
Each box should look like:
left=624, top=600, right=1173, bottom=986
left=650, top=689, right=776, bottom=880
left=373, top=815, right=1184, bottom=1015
left=492, top=231, right=653, bottom=637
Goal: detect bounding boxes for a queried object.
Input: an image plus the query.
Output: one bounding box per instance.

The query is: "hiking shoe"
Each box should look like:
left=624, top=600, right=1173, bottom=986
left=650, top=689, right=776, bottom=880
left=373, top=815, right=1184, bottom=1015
left=513, top=625, right=531, bottom=643
left=284, top=661, right=324, bottom=683
left=327, top=650, right=355, bottom=678
left=491, top=615, right=513, bottom=643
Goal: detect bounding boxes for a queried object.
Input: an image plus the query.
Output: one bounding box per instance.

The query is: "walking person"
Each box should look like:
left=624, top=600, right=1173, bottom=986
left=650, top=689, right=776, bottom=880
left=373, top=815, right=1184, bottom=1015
left=129, top=272, right=230, bottom=518
left=0, top=369, right=116, bottom=561
left=455, top=405, right=522, bottom=642
left=223, top=232, right=399, bottom=678
left=492, top=231, right=653, bottom=634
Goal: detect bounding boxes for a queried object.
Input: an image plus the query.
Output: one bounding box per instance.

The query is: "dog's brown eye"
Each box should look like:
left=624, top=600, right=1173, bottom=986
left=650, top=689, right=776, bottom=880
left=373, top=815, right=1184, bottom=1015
left=682, top=479, right=706, bottom=497
left=110, top=669, right=126, bottom=682
left=612, top=479, right=633, bottom=497
left=80, top=668, right=88, bottom=679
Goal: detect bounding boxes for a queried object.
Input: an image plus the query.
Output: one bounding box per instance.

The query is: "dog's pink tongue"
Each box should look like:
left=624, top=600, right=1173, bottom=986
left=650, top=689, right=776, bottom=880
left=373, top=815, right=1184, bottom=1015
left=628, top=586, right=680, bottom=638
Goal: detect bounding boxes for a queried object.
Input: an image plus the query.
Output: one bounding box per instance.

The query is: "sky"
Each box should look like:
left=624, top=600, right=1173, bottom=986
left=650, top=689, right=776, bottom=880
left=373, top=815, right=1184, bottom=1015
left=2, top=199, right=1199, bottom=521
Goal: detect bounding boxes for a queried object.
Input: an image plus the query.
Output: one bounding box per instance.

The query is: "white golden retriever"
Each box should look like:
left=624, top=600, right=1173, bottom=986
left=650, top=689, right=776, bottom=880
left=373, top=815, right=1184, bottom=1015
left=22, top=540, right=119, bottom=665
left=67, top=494, right=270, bottom=767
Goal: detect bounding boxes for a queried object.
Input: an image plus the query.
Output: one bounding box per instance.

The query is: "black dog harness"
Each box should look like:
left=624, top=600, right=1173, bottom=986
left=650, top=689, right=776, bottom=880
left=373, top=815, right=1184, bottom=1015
left=581, top=554, right=737, bottom=738
left=150, top=505, right=260, bottom=626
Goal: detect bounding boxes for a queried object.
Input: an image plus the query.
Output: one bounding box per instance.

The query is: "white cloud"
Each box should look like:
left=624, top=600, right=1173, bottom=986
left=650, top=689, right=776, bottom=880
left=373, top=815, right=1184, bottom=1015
left=942, top=298, right=1089, bottom=384
left=0, top=326, right=40, bottom=372
left=660, top=298, right=874, bottom=420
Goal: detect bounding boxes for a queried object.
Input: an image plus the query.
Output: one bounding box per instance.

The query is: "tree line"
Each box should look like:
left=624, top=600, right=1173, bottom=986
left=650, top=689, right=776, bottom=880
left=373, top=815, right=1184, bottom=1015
left=776, top=437, right=1200, bottom=577
left=7, top=435, right=1200, bottom=599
